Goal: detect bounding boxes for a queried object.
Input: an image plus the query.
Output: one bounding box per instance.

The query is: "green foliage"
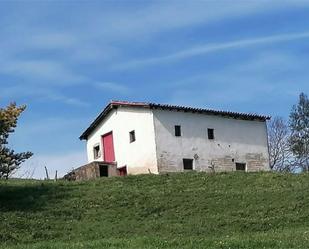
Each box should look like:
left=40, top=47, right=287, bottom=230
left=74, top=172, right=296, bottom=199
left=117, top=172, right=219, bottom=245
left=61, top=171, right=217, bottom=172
left=1, top=172, right=309, bottom=248
left=0, top=103, right=33, bottom=179
left=289, top=93, right=309, bottom=171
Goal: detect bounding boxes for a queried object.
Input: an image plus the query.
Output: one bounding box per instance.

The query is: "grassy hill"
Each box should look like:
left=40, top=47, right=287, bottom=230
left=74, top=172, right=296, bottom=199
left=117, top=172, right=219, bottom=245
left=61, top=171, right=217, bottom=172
left=1, top=172, right=309, bottom=249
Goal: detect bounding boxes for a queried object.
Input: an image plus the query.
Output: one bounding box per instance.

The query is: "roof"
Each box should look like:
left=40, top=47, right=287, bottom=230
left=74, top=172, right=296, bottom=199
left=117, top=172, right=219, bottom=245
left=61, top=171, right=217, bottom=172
left=79, top=100, right=271, bottom=140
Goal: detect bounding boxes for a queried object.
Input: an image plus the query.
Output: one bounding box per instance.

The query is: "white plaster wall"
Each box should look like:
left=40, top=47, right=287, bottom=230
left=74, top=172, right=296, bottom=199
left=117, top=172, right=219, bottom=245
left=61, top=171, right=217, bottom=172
left=86, top=107, right=158, bottom=174
left=153, top=110, right=270, bottom=172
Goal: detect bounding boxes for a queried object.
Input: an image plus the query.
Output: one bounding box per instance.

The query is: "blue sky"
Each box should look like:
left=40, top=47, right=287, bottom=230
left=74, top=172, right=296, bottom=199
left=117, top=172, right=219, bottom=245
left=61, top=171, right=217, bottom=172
left=1, top=1, right=309, bottom=178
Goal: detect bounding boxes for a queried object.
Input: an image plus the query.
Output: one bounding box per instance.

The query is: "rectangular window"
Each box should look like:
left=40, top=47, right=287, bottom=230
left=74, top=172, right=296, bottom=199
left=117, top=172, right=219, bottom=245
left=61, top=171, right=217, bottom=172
left=129, top=130, right=136, bottom=143
left=183, top=158, right=193, bottom=170
left=175, top=125, right=181, bottom=137
left=93, top=145, right=100, bottom=159
left=236, top=163, right=246, bottom=171
left=208, top=128, right=214, bottom=140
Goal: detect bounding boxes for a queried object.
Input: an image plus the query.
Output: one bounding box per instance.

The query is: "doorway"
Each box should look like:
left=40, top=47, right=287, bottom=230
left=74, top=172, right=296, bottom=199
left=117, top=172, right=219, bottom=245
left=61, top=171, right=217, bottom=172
left=183, top=158, right=193, bottom=170
left=118, top=166, right=127, bottom=176
left=236, top=163, right=246, bottom=171
left=102, top=132, right=115, bottom=162
left=99, top=165, right=108, bottom=177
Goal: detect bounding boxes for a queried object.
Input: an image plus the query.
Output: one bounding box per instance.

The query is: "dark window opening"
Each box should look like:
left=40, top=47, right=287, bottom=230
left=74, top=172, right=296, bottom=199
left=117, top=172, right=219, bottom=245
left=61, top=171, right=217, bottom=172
left=175, top=125, right=181, bottom=137
left=129, top=130, right=136, bottom=143
left=208, top=128, right=214, bottom=140
left=99, top=165, right=108, bottom=177
left=93, top=145, right=100, bottom=159
left=183, top=158, right=193, bottom=170
left=236, top=163, right=246, bottom=171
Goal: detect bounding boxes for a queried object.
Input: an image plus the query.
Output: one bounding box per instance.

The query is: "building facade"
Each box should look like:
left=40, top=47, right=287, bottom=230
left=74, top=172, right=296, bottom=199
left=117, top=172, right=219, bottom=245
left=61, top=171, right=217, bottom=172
left=77, top=101, right=270, bottom=178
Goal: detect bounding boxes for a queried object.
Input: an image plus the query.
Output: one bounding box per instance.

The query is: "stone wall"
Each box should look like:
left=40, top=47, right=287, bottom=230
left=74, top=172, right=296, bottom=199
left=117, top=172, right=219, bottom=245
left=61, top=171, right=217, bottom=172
left=64, top=162, right=118, bottom=181
left=157, top=153, right=268, bottom=173
left=245, top=153, right=268, bottom=172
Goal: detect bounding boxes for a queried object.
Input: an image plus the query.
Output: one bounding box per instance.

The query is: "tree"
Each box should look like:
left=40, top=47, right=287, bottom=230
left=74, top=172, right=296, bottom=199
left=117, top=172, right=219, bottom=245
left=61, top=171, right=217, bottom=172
left=268, top=117, right=294, bottom=172
left=289, top=93, right=309, bottom=172
left=0, top=103, right=33, bottom=179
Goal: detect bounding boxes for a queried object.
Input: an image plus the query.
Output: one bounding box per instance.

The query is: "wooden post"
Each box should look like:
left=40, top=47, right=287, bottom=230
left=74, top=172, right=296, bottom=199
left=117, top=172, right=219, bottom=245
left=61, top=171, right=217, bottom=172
left=44, top=166, right=49, bottom=180
left=54, top=170, right=58, bottom=181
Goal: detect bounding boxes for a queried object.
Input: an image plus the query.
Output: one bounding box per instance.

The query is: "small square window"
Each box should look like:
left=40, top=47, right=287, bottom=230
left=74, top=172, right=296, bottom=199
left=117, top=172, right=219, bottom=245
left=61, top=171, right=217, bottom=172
left=175, top=125, right=181, bottom=137
left=208, top=128, right=214, bottom=140
left=129, top=130, right=136, bottom=143
left=183, top=158, right=193, bottom=170
left=236, top=163, right=246, bottom=171
left=93, top=145, right=100, bottom=159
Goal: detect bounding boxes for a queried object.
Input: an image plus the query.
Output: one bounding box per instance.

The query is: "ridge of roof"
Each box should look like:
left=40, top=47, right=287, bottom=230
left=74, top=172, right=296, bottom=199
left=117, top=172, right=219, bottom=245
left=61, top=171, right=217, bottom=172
left=79, top=100, right=270, bottom=140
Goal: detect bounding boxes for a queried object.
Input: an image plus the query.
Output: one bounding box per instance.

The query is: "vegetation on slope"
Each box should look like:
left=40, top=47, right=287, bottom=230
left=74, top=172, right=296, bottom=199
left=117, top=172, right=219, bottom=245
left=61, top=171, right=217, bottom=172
left=1, top=172, right=309, bottom=249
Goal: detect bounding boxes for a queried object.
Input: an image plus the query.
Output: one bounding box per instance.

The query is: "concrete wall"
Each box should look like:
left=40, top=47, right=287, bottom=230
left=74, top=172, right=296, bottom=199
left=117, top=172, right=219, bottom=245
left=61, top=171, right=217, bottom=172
left=86, top=107, right=158, bottom=174
left=153, top=109, right=270, bottom=173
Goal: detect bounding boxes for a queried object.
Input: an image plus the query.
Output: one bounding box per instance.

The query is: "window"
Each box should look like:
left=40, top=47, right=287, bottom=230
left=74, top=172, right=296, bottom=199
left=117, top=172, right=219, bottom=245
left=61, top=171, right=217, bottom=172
left=207, top=128, right=214, bottom=140
left=183, top=158, right=193, bottom=170
left=175, top=125, right=181, bottom=137
left=93, top=145, right=100, bottom=159
left=236, top=163, right=246, bottom=171
left=129, top=130, right=136, bottom=143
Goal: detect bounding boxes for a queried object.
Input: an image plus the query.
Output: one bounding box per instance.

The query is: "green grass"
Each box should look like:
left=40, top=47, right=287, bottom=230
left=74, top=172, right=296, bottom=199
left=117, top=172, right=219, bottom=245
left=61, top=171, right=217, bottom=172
left=1, top=172, right=309, bottom=248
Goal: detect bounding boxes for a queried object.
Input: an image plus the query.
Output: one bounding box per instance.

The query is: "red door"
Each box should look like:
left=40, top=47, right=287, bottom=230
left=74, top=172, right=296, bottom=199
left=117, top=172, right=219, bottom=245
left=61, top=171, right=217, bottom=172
left=102, top=132, right=115, bottom=162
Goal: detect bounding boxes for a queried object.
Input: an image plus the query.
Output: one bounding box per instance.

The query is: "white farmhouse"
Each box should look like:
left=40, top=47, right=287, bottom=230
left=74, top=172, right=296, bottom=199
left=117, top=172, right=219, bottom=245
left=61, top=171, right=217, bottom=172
left=73, top=101, right=270, bottom=179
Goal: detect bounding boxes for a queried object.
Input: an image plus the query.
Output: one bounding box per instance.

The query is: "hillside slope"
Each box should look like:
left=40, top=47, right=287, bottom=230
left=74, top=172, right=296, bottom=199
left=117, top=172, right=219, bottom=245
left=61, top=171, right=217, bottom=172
left=1, top=172, right=309, bottom=249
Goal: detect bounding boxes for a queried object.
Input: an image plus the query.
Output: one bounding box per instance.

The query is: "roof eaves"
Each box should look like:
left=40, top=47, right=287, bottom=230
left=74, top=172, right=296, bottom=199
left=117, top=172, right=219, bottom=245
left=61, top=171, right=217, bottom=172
left=148, top=103, right=270, bottom=121
left=79, top=101, right=151, bottom=140
left=79, top=103, right=114, bottom=140
left=79, top=100, right=270, bottom=140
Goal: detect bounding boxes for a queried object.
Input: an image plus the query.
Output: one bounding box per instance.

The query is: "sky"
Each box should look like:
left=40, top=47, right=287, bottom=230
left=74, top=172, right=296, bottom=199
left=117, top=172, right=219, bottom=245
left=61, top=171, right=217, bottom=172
left=1, top=0, right=309, bottom=178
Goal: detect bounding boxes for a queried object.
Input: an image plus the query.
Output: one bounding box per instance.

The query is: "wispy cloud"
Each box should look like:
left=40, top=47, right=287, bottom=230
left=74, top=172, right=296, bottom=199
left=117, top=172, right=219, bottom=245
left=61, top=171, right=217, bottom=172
left=1, top=2, right=309, bottom=87
left=0, top=59, right=86, bottom=85
left=1, top=85, right=89, bottom=107
left=46, top=93, right=89, bottom=107
left=94, top=82, right=130, bottom=95
left=13, top=117, right=88, bottom=137
left=29, top=32, right=78, bottom=49
left=113, top=31, right=309, bottom=70
left=88, top=0, right=309, bottom=42
left=166, top=50, right=309, bottom=116
left=2, top=1, right=308, bottom=68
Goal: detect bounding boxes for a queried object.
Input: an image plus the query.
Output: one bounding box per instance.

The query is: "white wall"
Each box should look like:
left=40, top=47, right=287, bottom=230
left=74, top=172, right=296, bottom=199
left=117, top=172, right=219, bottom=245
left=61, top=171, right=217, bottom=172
left=153, top=110, right=270, bottom=172
left=86, top=107, right=158, bottom=174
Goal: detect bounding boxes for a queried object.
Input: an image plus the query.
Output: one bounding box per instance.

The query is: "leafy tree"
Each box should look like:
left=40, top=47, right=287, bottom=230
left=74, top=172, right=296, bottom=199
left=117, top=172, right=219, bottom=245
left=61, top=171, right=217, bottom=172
left=0, top=103, right=33, bottom=179
left=289, top=93, right=309, bottom=172
left=268, top=117, right=295, bottom=172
